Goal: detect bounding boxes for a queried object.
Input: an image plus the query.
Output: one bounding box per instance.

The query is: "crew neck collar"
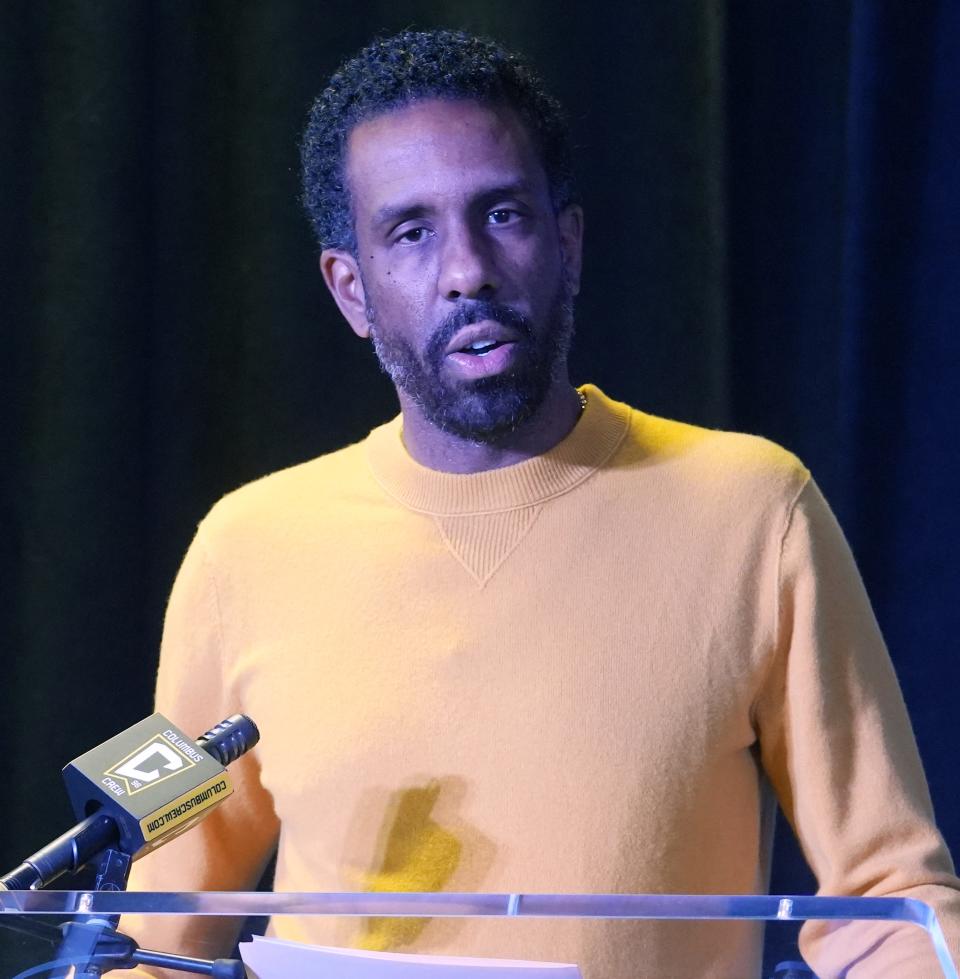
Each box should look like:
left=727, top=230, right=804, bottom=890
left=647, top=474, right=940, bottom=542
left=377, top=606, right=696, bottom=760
left=365, top=384, right=630, bottom=515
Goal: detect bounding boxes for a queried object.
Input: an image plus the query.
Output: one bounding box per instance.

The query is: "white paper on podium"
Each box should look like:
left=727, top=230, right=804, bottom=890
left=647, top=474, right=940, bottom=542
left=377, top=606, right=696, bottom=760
left=238, top=935, right=582, bottom=979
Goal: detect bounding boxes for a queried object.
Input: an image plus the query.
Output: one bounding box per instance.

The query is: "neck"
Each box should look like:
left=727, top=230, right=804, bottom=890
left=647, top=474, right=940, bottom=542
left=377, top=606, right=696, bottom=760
left=397, top=381, right=583, bottom=474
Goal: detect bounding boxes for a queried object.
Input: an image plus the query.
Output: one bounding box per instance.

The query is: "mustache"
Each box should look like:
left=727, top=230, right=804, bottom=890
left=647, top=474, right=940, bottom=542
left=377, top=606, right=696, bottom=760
left=425, top=300, right=533, bottom=363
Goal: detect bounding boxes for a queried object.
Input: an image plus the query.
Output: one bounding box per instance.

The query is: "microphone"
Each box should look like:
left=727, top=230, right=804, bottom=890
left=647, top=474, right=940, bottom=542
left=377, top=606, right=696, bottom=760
left=1, top=713, right=259, bottom=891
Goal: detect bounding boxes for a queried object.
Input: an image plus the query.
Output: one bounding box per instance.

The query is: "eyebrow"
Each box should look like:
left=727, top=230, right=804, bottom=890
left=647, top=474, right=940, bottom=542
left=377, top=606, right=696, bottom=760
left=370, top=181, right=536, bottom=233
left=371, top=202, right=430, bottom=232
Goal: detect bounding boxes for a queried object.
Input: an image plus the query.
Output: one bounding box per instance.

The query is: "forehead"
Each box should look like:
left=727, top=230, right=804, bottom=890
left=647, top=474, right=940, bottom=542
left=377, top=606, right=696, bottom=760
left=345, top=99, right=548, bottom=219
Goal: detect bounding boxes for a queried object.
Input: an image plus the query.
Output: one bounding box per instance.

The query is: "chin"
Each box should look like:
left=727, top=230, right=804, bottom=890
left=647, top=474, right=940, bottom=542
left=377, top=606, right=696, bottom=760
left=430, top=378, right=546, bottom=443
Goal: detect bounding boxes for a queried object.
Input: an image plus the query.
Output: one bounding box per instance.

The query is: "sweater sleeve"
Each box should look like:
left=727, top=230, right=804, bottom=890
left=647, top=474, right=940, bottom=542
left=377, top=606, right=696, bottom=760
left=122, top=525, right=280, bottom=976
left=754, top=479, right=960, bottom=976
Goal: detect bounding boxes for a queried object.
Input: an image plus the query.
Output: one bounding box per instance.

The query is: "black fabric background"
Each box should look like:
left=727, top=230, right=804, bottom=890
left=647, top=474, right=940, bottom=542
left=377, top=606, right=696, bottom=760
left=3, top=0, right=958, bottom=918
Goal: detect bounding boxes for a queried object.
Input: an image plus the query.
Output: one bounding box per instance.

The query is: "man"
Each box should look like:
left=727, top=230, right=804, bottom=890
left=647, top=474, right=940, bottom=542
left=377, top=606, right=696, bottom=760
left=127, top=30, right=960, bottom=977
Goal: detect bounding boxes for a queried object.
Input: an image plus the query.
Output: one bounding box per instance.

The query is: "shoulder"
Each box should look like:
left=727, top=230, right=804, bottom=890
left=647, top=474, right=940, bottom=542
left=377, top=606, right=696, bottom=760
left=196, top=434, right=379, bottom=550
left=592, top=388, right=811, bottom=514
left=638, top=411, right=806, bottom=481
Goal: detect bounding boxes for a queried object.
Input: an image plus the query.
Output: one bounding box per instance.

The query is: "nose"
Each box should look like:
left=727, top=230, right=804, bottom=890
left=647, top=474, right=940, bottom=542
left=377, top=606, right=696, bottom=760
left=437, top=225, right=499, bottom=300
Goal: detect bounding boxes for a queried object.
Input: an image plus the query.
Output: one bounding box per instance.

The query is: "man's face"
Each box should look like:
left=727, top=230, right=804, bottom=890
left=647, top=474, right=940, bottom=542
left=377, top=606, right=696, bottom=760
left=327, top=99, right=582, bottom=442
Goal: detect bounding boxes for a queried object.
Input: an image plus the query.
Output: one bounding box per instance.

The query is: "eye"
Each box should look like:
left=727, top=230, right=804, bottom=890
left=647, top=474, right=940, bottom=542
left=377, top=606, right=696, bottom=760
left=395, top=225, right=433, bottom=246
left=486, top=208, right=520, bottom=226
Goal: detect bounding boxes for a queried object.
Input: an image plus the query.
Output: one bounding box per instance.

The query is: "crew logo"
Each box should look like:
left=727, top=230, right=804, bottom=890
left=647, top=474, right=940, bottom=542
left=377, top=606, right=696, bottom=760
left=104, top=735, right=197, bottom=795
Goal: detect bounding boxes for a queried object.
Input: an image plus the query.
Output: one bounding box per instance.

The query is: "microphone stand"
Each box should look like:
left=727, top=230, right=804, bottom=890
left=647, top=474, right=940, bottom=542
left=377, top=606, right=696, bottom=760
left=3, top=714, right=257, bottom=976
left=8, top=847, right=246, bottom=978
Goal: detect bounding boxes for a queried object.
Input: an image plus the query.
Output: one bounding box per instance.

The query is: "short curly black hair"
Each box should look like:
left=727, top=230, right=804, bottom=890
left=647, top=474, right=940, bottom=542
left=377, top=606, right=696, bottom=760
left=301, top=29, right=577, bottom=253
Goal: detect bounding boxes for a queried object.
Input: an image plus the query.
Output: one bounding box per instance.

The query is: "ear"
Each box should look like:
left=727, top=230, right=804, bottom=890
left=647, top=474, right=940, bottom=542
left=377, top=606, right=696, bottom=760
left=557, top=204, right=584, bottom=297
left=320, top=248, right=371, bottom=338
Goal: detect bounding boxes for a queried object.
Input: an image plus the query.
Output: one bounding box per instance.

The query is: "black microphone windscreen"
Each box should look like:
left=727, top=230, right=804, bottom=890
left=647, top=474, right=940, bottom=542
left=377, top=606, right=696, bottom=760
left=195, top=714, right=260, bottom=767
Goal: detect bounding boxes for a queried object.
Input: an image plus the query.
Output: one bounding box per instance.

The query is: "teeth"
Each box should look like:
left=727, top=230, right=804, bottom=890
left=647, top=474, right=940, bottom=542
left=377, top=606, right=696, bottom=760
left=466, top=340, right=496, bottom=353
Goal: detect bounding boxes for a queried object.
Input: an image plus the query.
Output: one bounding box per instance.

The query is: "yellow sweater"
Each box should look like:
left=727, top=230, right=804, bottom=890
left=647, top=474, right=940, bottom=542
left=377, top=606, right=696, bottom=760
left=126, top=386, right=959, bottom=977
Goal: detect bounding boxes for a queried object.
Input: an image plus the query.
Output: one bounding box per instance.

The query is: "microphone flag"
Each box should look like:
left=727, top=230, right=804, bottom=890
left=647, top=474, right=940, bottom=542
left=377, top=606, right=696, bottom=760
left=61, top=712, right=234, bottom=858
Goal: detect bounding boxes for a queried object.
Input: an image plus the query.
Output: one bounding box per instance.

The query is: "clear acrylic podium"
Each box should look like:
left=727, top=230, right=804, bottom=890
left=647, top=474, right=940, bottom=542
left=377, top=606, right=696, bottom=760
left=1, top=890, right=956, bottom=978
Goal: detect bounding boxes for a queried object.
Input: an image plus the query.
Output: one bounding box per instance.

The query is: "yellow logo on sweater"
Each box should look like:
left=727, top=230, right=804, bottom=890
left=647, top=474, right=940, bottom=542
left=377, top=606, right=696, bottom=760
left=356, top=780, right=464, bottom=951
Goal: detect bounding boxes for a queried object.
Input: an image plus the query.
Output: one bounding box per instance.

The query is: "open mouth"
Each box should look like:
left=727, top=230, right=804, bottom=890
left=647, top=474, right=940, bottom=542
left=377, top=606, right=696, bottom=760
left=459, top=339, right=508, bottom=356
left=445, top=337, right=519, bottom=379
left=441, top=319, right=524, bottom=378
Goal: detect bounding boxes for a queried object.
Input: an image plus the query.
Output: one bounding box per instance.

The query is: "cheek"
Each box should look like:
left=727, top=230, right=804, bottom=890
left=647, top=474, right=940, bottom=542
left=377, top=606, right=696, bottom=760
left=510, top=243, right=564, bottom=312
left=364, top=268, right=432, bottom=332
left=500, top=225, right=561, bottom=276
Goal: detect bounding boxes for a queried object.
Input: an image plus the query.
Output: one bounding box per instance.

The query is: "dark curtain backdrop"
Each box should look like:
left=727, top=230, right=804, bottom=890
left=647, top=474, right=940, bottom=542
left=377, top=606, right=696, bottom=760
left=2, top=0, right=958, bottom=904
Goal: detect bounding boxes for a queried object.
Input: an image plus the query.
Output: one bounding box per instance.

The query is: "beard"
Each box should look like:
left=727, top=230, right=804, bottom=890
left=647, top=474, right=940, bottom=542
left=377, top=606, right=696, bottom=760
left=367, top=279, right=575, bottom=443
